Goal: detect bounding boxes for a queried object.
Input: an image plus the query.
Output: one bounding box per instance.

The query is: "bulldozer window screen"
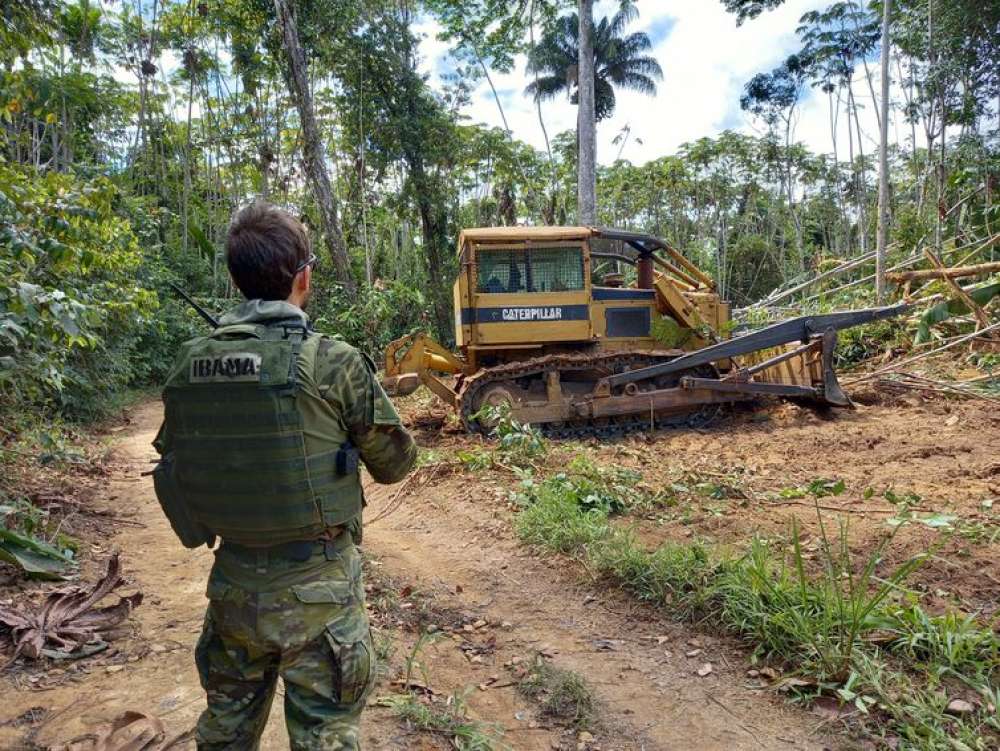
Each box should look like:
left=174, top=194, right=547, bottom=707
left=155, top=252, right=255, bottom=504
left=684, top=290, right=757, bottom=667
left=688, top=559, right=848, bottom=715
left=477, top=246, right=584, bottom=294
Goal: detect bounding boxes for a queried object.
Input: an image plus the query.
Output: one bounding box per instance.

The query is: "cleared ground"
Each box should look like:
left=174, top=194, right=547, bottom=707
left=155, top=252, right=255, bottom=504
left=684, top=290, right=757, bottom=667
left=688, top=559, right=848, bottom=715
left=1, top=384, right=997, bottom=750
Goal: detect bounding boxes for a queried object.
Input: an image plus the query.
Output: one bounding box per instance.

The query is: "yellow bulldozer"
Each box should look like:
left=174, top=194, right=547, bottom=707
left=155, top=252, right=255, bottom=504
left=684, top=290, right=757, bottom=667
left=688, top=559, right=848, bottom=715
left=381, top=226, right=905, bottom=437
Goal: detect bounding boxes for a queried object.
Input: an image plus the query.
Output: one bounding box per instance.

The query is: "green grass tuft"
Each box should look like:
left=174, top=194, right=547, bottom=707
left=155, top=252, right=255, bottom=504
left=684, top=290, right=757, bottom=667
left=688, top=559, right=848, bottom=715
left=511, top=464, right=1000, bottom=749
left=519, top=655, right=598, bottom=730
left=379, top=690, right=505, bottom=751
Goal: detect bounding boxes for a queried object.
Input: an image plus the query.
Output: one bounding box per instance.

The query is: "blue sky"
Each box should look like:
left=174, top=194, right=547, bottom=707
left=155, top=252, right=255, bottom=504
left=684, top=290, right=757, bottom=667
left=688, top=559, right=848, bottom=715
left=412, top=0, right=894, bottom=165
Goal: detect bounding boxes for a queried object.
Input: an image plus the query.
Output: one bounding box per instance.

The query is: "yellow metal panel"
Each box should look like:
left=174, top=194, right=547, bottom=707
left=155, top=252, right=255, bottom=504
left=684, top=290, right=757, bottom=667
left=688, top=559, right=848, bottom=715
left=459, top=226, right=596, bottom=248
left=475, top=291, right=589, bottom=306
left=469, top=285, right=592, bottom=344
left=655, top=277, right=706, bottom=330
left=686, top=291, right=731, bottom=335
left=453, top=281, right=465, bottom=347
left=474, top=320, right=591, bottom=344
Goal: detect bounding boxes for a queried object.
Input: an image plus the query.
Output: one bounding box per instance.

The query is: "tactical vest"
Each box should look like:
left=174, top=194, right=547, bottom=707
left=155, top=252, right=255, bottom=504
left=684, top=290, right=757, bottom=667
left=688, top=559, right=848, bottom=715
left=161, top=322, right=362, bottom=546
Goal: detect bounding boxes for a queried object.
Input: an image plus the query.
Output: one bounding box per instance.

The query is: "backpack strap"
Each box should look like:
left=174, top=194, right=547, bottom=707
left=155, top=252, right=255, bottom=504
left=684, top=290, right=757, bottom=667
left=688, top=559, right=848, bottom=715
left=210, top=323, right=264, bottom=340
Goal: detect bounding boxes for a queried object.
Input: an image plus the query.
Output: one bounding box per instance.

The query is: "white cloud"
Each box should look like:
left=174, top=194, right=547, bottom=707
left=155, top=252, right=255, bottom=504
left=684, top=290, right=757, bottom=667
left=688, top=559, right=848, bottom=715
left=413, top=0, right=906, bottom=165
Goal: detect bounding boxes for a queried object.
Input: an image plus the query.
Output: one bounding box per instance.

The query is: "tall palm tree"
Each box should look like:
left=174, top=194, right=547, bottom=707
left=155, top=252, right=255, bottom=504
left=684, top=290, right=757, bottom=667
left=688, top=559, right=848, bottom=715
left=525, top=3, right=663, bottom=122
left=526, top=1, right=662, bottom=222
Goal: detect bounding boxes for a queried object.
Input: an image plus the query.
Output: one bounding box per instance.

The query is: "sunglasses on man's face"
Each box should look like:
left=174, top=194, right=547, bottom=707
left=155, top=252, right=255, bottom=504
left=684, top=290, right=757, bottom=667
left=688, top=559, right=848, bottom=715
left=295, top=253, right=318, bottom=274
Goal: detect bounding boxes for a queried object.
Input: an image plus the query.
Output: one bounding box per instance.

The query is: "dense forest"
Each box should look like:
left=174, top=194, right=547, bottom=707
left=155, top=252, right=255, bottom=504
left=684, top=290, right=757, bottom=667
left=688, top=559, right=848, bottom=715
left=1, top=0, right=998, bottom=429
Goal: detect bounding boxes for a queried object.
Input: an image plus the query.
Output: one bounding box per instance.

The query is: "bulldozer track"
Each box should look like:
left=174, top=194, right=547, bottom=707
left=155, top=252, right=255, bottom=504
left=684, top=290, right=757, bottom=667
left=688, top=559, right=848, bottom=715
left=458, top=351, right=723, bottom=440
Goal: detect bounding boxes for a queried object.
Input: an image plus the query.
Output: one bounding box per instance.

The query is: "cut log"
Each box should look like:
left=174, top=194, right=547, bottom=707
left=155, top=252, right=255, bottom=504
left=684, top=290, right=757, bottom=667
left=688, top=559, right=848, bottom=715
left=887, top=260, right=1000, bottom=284
left=923, top=249, right=993, bottom=332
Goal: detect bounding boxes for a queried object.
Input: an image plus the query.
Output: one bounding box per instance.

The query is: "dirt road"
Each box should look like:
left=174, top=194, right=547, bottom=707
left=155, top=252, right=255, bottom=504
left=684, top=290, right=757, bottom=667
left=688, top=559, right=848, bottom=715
left=2, top=400, right=840, bottom=750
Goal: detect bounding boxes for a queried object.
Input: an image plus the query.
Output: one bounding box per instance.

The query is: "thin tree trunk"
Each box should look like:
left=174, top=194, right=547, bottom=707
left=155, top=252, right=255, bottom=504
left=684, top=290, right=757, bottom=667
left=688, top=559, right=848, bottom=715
left=784, top=113, right=804, bottom=272
left=272, top=0, right=357, bottom=294
left=358, top=56, right=372, bottom=285
left=182, top=70, right=194, bottom=257
left=876, top=0, right=892, bottom=303
left=843, top=87, right=856, bottom=256
left=577, top=0, right=597, bottom=225
left=530, top=0, right=557, bottom=225
left=472, top=46, right=530, bottom=198
left=827, top=88, right=844, bottom=254
left=848, top=82, right=867, bottom=255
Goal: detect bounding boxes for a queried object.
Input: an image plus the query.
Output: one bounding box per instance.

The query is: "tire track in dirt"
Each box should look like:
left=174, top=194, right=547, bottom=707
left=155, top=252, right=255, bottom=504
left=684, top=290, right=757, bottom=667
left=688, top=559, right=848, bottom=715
left=362, top=473, right=842, bottom=751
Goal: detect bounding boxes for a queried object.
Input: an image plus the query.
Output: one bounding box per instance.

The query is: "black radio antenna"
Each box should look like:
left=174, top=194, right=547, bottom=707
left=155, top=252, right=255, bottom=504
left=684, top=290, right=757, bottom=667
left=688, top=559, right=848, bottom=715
left=168, top=282, right=220, bottom=328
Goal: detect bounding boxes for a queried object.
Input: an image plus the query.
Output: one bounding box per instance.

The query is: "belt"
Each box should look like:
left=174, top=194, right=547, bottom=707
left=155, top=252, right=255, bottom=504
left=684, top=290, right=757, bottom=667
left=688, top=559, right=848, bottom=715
left=219, top=525, right=349, bottom=561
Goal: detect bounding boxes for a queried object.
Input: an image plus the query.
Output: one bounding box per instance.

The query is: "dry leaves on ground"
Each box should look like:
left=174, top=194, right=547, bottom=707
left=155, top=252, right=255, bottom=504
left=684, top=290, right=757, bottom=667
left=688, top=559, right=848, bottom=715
left=0, top=553, right=142, bottom=662
left=50, top=710, right=193, bottom=751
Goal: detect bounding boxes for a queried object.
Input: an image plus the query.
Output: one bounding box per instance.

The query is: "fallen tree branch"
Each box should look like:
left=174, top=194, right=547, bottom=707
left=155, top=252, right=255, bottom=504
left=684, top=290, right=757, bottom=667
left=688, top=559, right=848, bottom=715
left=766, top=500, right=935, bottom=514
left=958, top=373, right=999, bottom=385
left=922, top=249, right=994, bottom=332
left=845, top=319, right=1000, bottom=385
left=888, top=259, right=1000, bottom=284
left=751, top=250, right=879, bottom=309
left=794, top=234, right=997, bottom=307
left=877, top=372, right=1000, bottom=403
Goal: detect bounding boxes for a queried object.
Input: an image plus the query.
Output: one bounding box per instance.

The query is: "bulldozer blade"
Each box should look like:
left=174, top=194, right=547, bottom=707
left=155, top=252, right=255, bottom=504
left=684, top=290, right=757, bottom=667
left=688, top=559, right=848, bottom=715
left=602, top=302, right=910, bottom=391
left=684, top=329, right=852, bottom=407
left=382, top=373, right=421, bottom=397
left=680, top=377, right=820, bottom=398
left=819, top=328, right=852, bottom=407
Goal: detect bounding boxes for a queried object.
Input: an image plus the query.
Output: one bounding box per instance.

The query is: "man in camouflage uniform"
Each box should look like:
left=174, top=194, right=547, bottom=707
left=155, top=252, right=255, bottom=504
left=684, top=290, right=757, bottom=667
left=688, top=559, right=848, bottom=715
left=153, top=201, right=416, bottom=750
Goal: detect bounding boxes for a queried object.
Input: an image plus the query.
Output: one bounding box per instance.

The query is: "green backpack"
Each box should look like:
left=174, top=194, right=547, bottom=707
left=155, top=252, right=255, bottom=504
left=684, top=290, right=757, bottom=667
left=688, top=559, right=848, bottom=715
left=158, top=322, right=362, bottom=546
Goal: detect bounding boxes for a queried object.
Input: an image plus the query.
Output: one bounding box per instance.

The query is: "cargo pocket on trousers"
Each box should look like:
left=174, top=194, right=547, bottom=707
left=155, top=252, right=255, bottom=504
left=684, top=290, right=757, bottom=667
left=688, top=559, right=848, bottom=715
left=290, top=579, right=354, bottom=605
left=324, top=611, right=374, bottom=706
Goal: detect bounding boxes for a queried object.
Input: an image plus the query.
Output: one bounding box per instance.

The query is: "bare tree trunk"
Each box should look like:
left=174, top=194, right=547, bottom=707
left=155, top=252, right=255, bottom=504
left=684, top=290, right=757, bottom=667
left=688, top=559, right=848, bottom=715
left=530, top=0, right=557, bottom=225
left=577, top=0, right=597, bottom=225
left=927, top=0, right=943, bottom=250
left=357, top=61, right=372, bottom=285
left=827, top=88, right=844, bottom=254
left=182, top=70, right=194, bottom=257
left=844, top=88, right=856, bottom=256
left=876, top=0, right=892, bottom=303
left=848, top=82, right=867, bottom=256
left=272, top=0, right=357, bottom=294
left=784, top=112, right=804, bottom=272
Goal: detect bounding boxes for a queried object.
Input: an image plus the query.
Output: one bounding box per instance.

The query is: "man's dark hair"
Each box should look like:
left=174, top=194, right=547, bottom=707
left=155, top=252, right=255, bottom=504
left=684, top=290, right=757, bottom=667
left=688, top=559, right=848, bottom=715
left=226, top=201, right=311, bottom=301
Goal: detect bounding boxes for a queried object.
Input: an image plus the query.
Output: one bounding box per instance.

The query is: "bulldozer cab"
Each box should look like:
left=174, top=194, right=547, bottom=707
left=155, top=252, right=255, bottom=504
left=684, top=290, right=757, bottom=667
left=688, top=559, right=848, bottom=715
left=453, top=227, right=727, bottom=366
left=455, top=229, right=592, bottom=350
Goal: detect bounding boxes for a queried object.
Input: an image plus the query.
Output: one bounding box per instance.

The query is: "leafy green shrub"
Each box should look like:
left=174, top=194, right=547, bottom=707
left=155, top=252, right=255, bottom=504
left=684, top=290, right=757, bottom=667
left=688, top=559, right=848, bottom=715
left=493, top=412, right=546, bottom=459
left=312, top=280, right=435, bottom=357
left=456, top=447, right=493, bottom=471
left=0, top=496, right=76, bottom=579
left=514, top=456, right=648, bottom=515
left=466, top=404, right=546, bottom=467
left=835, top=317, right=909, bottom=368
left=0, top=164, right=155, bottom=420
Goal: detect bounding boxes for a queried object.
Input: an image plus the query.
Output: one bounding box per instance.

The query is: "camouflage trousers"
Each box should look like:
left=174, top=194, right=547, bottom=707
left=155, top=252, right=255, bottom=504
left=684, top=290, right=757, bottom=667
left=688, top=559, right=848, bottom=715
left=194, top=533, right=375, bottom=750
